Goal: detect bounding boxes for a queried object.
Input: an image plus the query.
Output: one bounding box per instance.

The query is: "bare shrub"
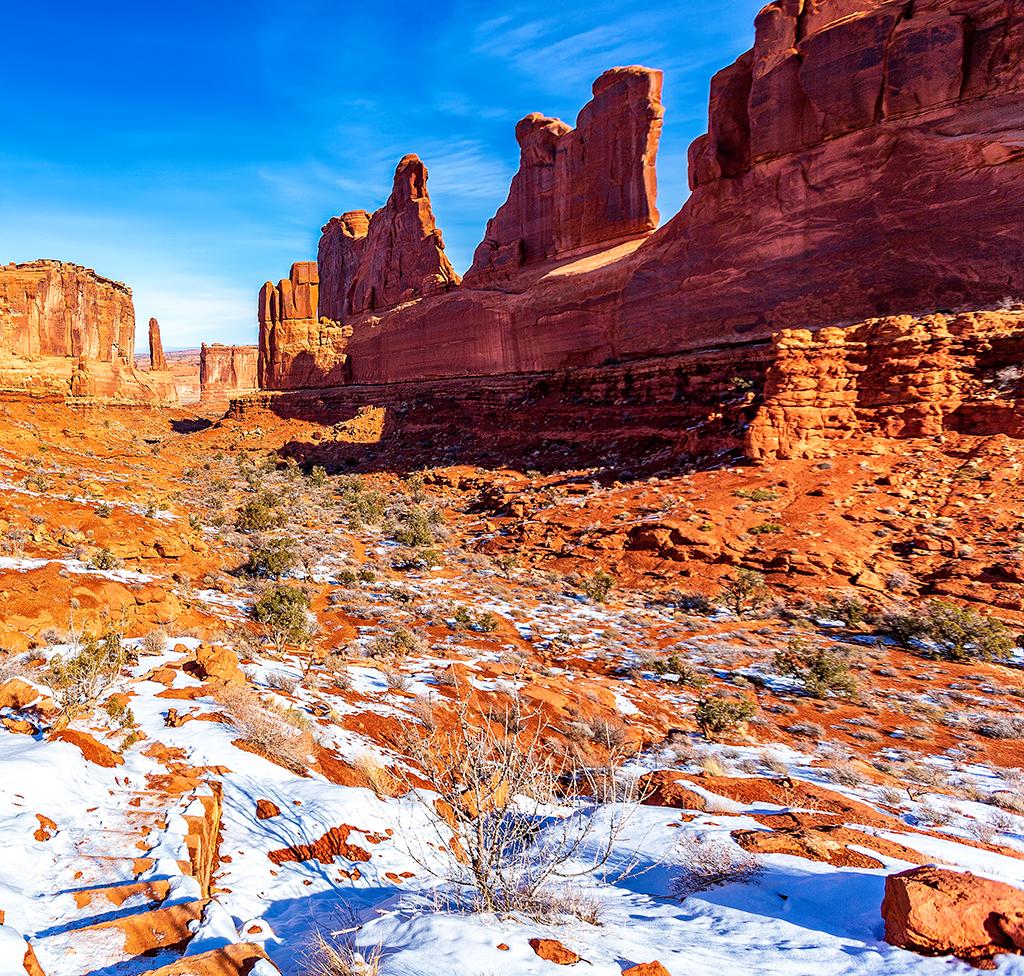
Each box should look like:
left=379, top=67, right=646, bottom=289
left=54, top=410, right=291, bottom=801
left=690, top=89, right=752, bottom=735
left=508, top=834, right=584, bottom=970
left=353, top=751, right=397, bottom=798
left=140, top=629, right=169, bottom=655
left=216, top=684, right=313, bottom=772
left=302, top=933, right=382, bottom=976
left=394, top=691, right=639, bottom=917
left=268, top=671, right=299, bottom=694
left=671, top=835, right=763, bottom=898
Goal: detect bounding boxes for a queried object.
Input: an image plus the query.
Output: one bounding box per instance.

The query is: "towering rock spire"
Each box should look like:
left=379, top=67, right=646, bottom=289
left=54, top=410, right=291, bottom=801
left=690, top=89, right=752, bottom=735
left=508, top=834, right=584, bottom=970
left=347, top=154, right=460, bottom=315
left=148, top=317, right=168, bottom=371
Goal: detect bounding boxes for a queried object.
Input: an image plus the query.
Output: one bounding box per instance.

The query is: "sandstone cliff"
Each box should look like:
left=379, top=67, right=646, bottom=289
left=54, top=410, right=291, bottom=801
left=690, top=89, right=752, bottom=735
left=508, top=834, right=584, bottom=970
left=0, top=260, right=135, bottom=361
left=467, top=67, right=663, bottom=281
left=148, top=317, right=168, bottom=371
left=200, top=343, right=259, bottom=401
left=0, top=260, right=176, bottom=403
left=256, top=0, right=1022, bottom=392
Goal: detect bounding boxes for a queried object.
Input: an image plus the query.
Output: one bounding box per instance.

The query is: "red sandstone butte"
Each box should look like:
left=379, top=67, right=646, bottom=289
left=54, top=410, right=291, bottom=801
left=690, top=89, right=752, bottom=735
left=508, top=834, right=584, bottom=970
left=0, top=260, right=177, bottom=402
left=256, top=0, right=1022, bottom=392
left=148, top=317, right=168, bottom=371
left=346, top=154, right=459, bottom=316
left=199, top=343, right=258, bottom=402
left=0, top=260, right=134, bottom=360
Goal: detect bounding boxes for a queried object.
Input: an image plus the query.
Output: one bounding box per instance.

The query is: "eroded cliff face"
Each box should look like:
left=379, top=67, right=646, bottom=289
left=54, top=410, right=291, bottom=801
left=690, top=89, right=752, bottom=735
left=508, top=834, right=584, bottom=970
left=200, top=344, right=259, bottom=401
left=748, top=310, right=1024, bottom=460
left=0, top=261, right=177, bottom=403
left=621, top=0, right=1024, bottom=352
left=258, top=0, right=1023, bottom=395
left=0, top=261, right=135, bottom=361
left=258, top=262, right=348, bottom=390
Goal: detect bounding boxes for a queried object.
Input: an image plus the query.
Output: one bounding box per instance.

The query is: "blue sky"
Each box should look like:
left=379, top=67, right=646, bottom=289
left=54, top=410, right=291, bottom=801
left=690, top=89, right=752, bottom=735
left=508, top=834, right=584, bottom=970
left=1, top=1, right=763, bottom=348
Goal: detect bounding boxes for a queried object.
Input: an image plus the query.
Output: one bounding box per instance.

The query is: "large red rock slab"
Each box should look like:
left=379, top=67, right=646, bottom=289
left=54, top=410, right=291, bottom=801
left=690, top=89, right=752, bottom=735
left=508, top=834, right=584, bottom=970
left=882, top=865, right=1024, bottom=967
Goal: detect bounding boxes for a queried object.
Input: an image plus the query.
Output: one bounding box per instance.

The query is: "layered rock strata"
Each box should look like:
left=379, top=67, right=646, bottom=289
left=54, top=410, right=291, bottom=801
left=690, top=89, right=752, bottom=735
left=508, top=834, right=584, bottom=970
left=747, top=310, right=1024, bottom=459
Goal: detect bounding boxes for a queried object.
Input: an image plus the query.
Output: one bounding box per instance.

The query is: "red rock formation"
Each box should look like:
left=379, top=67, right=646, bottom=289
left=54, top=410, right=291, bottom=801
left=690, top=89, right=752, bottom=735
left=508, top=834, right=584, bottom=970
left=882, top=865, right=1024, bottom=967
left=148, top=317, right=168, bottom=371
left=199, top=344, right=258, bottom=402
left=468, top=114, right=571, bottom=280
left=553, top=66, right=663, bottom=256
left=467, top=67, right=662, bottom=282
left=623, top=0, right=1024, bottom=354
left=0, top=260, right=176, bottom=403
left=257, top=0, right=1022, bottom=391
left=0, top=260, right=135, bottom=360
left=258, top=262, right=348, bottom=390
left=347, top=155, right=459, bottom=315
left=747, top=311, right=1024, bottom=460
left=317, top=211, right=369, bottom=322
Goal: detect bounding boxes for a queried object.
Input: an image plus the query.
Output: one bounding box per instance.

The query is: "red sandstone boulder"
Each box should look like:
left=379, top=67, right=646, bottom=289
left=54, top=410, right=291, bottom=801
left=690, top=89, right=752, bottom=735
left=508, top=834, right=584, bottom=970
left=882, top=865, right=1024, bottom=967
left=529, top=938, right=580, bottom=965
left=192, top=644, right=244, bottom=684
left=622, top=964, right=671, bottom=976
left=255, top=799, right=281, bottom=820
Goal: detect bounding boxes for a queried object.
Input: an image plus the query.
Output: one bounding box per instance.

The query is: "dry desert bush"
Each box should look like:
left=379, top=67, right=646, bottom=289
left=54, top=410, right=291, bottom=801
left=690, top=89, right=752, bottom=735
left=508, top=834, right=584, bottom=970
left=216, top=683, right=314, bottom=773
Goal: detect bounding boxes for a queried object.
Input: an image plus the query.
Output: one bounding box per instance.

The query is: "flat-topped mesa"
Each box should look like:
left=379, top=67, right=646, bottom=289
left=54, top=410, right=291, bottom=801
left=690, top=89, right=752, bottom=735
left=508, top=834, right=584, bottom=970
left=467, top=66, right=663, bottom=281
left=148, top=317, right=168, bottom=371
left=347, top=154, right=460, bottom=315
left=258, top=261, right=348, bottom=390
left=200, top=343, right=258, bottom=401
left=317, top=211, right=370, bottom=323
left=0, top=259, right=135, bottom=361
